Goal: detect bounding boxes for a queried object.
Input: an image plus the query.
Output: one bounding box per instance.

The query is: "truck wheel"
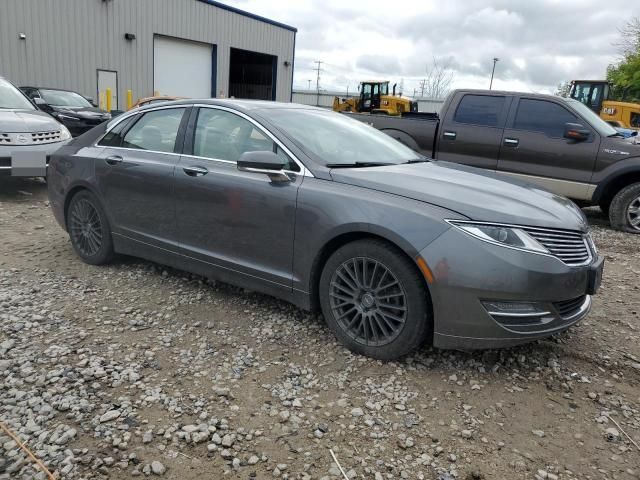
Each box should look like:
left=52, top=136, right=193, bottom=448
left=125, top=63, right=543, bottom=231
left=319, top=239, right=432, bottom=360
left=609, top=183, right=640, bottom=233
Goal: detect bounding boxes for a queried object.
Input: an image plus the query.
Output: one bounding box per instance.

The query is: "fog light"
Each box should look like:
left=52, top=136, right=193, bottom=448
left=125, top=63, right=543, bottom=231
left=482, top=301, right=550, bottom=317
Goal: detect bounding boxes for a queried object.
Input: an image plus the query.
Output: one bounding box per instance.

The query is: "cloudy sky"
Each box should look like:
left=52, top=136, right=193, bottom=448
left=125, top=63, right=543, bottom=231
left=225, top=0, right=639, bottom=97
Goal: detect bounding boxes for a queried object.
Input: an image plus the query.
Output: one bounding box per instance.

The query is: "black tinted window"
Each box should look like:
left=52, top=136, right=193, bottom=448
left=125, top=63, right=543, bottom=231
left=454, top=95, right=505, bottom=127
left=98, top=115, right=138, bottom=147
left=514, top=99, right=577, bottom=137
left=122, top=108, right=185, bottom=153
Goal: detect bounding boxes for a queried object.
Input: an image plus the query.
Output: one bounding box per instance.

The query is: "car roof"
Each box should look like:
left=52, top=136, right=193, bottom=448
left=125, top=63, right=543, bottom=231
left=134, top=98, right=327, bottom=113
left=20, top=86, right=81, bottom=93
left=454, top=88, right=568, bottom=101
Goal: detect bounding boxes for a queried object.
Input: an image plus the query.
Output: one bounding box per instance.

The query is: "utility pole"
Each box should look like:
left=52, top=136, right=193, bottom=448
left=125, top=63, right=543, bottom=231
left=419, top=79, right=426, bottom=97
left=489, top=57, right=499, bottom=90
left=314, top=61, right=323, bottom=106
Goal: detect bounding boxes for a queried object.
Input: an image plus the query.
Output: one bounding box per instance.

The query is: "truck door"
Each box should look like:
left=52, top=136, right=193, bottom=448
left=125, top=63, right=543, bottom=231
left=497, top=97, right=599, bottom=201
left=436, top=92, right=510, bottom=170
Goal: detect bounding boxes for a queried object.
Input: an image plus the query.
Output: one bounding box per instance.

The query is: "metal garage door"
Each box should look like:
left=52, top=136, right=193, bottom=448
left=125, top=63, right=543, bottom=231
left=153, top=35, right=214, bottom=98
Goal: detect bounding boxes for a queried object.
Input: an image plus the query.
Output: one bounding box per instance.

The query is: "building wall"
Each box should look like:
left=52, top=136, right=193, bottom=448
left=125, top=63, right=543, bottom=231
left=0, top=0, right=296, bottom=108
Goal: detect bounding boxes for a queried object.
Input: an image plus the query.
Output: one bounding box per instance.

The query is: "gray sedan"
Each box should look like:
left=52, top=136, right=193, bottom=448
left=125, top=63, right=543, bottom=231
left=47, top=100, right=604, bottom=359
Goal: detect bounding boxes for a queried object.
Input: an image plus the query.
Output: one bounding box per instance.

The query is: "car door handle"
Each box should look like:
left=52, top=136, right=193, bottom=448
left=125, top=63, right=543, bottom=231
left=443, top=131, right=457, bottom=140
left=504, top=138, right=519, bottom=147
left=183, top=166, right=209, bottom=177
left=105, top=155, right=123, bottom=165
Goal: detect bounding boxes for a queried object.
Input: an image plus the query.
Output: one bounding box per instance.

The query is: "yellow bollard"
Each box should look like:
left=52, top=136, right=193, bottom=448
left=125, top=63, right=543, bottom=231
left=126, top=90, right=133, bottom=110
left=99, top=92, right=105, bottom=110
left=105, top=88, right=112, bottom=112
left=154, top=90, right=160, bottom=97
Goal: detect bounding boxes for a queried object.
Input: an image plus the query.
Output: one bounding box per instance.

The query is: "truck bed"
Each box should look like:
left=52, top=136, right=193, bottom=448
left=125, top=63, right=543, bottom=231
left=342, top=112, right=439, bottom=157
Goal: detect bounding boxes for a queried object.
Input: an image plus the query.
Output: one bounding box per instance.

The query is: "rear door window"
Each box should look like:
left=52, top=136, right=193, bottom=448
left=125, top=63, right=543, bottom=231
left=513, top=99, right=577, bottom=138
left=121, top=108, right=185, bottom=153
left=453, top=95, right=505, bottom=127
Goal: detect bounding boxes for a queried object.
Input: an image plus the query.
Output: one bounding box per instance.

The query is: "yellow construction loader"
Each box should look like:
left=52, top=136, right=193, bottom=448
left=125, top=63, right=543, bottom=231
left=333, top=81, right=417, bottom=115
left=569, top=80, right=640, bottom=130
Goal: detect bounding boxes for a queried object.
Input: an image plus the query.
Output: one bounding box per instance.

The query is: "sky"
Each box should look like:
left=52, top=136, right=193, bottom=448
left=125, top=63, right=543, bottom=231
left=224, top=0, right=639, bottom=97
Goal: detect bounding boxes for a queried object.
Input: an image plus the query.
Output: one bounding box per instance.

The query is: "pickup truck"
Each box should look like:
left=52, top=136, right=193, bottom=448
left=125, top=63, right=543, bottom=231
left=350, top=89, right=640, bottom=234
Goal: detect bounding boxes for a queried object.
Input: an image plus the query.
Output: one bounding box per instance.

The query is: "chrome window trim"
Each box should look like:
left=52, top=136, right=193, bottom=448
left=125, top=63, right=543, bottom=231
left=93, top=103, right=314, bottom=178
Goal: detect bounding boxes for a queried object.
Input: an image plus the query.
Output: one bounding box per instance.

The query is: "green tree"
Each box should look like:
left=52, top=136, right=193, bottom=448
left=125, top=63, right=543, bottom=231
left=607, top=17, right=640, bottom=101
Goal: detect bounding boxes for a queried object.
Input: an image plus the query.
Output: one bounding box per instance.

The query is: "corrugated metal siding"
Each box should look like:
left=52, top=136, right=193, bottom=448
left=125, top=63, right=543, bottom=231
left=1, top=0, right=295, bottom=107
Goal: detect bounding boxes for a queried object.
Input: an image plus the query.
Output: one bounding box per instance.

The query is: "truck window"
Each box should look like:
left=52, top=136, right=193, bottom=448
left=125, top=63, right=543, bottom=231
left=453, top=95, right=505, bottom=127
left=514, top=99, right=577, bottom=138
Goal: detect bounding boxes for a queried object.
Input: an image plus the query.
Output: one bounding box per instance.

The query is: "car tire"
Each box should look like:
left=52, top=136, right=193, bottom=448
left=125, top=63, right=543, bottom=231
left=609, top=183, right=640, bottom=234
left=66, top=190, right=115, bottom=264
left=319, top=239, right=432, bottom=360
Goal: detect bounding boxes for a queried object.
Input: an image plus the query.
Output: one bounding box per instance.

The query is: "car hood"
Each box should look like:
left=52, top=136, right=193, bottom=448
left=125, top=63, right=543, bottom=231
left=0, top=109, right=62, bottom=132
left=330, top=161, right=589, bottom=231
left=52, top=105, right=110, bottom=119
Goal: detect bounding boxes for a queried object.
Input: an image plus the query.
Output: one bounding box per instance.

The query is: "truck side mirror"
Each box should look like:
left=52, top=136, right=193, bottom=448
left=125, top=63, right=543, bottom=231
left=564, top=123, right=590, bottom=142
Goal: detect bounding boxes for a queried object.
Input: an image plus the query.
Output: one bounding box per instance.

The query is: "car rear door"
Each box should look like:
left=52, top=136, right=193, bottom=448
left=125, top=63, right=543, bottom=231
left=95, top=106, right=189, bottom=247
left=173, top=105, right=304, bottom=291
left=435, top=92, right=511, bottom=170
left=497, top=97, right=599, bottom=201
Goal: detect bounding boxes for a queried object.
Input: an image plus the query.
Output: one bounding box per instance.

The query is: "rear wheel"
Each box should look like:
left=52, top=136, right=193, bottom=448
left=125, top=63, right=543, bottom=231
left=609, top=183, right=640, bottom=233
left=319, top=239, right=431, bottom=360
left=66, top=190, right=115, bottom=264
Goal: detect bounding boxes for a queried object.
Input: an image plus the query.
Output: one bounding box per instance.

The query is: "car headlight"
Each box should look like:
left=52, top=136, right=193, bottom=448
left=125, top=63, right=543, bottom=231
left=59, top=125, right=72, bottom=140
left=447, top=221, right=549, bottom=254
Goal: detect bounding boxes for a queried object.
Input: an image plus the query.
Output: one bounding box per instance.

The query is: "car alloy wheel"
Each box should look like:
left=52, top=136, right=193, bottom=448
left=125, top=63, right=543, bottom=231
left=69, top=198, right=103, bottom=257
left=627, top=195, right=640, bottom=231
left=329, top=257, right=408, bottom=347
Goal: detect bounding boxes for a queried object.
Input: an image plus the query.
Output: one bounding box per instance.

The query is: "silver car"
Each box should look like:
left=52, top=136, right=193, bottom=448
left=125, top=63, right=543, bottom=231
left=0, top=77, right=71, bottom=177
left=47, top=100, right=604, bottom=360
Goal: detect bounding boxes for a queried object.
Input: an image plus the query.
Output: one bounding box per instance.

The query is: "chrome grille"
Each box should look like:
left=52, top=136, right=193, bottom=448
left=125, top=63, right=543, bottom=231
left=523, top=227, right=591, bottom=266
left=31, top=130, right=62, bottom=143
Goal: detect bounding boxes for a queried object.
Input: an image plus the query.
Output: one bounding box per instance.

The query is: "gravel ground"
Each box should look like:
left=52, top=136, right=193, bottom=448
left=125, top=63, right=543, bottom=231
left=1, top=177, right=639, bottom=480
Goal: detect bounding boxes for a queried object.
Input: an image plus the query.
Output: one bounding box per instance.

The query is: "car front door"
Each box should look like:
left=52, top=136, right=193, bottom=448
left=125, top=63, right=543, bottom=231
left=436, top=92, right=511, bottom=170
left=95, top=106, right=188, bottom=247
left=173, top=106, right=303, bottom=290
left=497, top=97, right=599, bottom=201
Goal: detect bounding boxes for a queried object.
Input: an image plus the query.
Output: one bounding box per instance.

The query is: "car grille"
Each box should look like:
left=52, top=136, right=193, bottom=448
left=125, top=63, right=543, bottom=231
left=31, top=130, right=62, bottom=143
left=522, top=227, right=591, bottom=266
left=554, top=295, right=588, bottom=318
left=0, top=133, right=11, bottom=144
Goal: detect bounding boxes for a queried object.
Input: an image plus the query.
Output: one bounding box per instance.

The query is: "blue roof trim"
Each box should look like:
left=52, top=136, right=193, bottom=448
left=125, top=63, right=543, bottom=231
left=196, top=0, right=297, bottom=32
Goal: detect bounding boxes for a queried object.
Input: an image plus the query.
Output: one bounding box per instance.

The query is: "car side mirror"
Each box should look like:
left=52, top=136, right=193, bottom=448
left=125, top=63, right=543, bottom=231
left=564, top=123, right=590, bottom=142
left=237, top=151, right=290, bottom=183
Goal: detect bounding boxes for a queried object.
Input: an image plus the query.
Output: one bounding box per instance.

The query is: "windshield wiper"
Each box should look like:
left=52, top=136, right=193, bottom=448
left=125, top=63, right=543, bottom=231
left=405, top=158, right=429, bottom=164
left=326, top=162, right=395, bottom=168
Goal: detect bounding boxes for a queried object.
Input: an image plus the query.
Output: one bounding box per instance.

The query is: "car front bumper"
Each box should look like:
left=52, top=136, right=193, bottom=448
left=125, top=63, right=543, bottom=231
left=0, top=141, right=68, bottom=177
left=420, top=226, right=602, bottom=350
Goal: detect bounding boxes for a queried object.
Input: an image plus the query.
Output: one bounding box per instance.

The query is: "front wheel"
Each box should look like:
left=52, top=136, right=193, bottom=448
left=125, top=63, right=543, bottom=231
left=609, top=183, right=640, bottom=233
left=319, top=239, right=431, bottom=360
left=66, top=190, right=115, bottom=264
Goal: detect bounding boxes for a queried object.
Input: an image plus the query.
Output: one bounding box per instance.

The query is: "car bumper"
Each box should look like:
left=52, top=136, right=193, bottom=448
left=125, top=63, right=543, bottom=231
left=420, top=226, right=601, bottom=350
left=0, top=141, right=68, bottom=177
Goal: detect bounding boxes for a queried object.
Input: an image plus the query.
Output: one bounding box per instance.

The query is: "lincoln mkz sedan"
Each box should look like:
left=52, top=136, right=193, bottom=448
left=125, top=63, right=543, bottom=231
left=47, top=100, right=604, bottom=360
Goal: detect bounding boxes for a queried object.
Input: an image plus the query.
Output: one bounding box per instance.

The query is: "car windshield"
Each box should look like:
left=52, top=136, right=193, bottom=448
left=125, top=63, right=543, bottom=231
left=565, top=99, right=618, bottom=137
left=264, top=108, right=420, bottom=166
left=40, top=89, right=92, bottom=107
left=0, top=79, right=35, bottom=110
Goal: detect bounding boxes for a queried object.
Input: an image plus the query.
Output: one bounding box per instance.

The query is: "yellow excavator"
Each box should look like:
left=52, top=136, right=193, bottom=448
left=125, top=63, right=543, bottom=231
left=569, top=80, right=640, bottom=130
left=333, top=81, right=417, bottom=115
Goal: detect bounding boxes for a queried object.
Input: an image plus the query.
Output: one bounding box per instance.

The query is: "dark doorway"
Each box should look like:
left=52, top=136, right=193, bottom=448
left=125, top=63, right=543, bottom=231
left=229, top=48, right=277, bottom=101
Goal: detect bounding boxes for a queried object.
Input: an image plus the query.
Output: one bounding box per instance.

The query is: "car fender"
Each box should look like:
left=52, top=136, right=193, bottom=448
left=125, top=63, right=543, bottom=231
left=592, top=156, right=640, bottom=203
